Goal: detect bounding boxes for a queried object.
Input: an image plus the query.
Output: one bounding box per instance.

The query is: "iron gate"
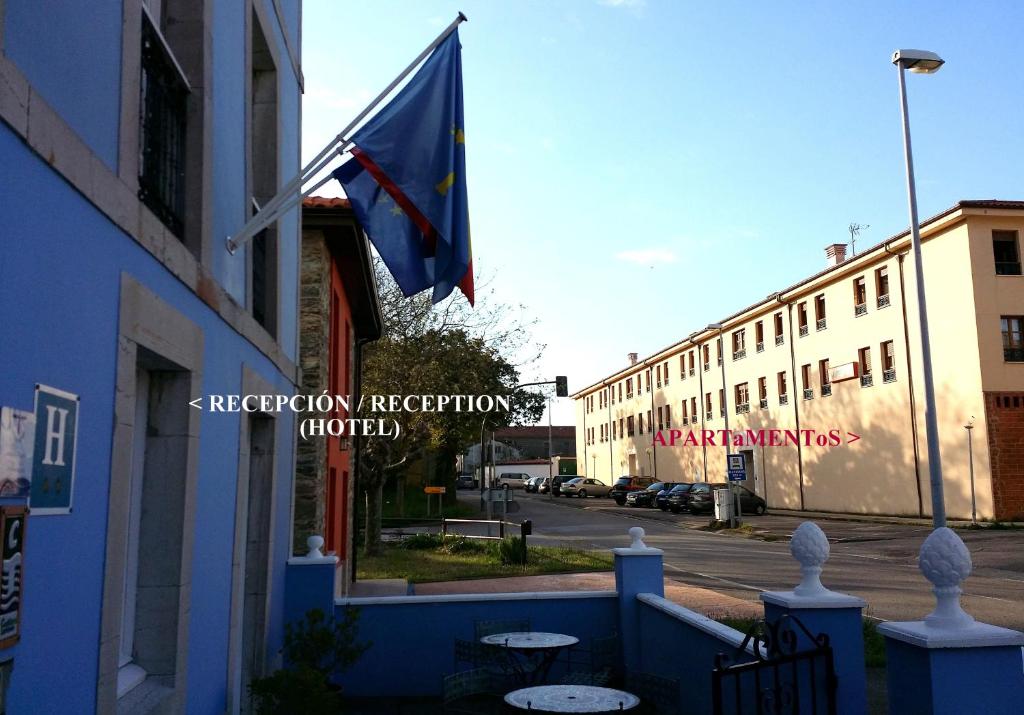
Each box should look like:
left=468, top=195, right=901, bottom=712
left=712, top=615, right=837, bottom=715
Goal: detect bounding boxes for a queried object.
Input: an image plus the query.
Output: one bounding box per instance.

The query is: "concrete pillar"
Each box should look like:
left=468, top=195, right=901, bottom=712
left=613, top=527, right=664, bottom=672
left=284, top=535, right=339, bottom=628
left=879, top=527, right=1024, bottom=715
left=761, top=522, right=867, bottom=715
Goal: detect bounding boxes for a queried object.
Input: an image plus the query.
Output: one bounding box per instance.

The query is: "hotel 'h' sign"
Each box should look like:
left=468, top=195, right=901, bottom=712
left=29, top=385, right=79, bottom=515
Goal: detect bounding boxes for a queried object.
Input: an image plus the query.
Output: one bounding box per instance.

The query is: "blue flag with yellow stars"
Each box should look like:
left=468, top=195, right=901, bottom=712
left=333, top=29, right=474, bottom=305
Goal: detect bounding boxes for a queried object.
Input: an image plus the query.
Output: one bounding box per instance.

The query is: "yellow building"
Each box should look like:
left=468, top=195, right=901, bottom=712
left=573, top=200, right=1024, bottom=521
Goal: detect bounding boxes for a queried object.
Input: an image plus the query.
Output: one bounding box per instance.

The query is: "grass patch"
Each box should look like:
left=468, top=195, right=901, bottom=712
left=381, top=483, right=477, bottom=521
left=358, top=537, right=613, bottom=583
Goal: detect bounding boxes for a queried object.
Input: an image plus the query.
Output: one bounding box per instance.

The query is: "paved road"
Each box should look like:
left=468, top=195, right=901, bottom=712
left=456, top=491, right=1024, bottom=630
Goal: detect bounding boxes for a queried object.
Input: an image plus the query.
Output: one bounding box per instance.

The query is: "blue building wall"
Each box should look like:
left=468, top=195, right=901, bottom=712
left=0, top=1, right=303, bottom=711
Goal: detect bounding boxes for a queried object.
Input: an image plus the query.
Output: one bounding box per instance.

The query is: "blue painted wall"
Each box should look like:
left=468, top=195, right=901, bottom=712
left=0, top=1, right=302, bottom=710
left=4, top=0, right=122, bottom=170
left=332, top=595, right=620, bottom=697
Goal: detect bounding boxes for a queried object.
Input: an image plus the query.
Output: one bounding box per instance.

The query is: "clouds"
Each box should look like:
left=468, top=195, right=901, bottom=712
left=615, top=248, right=677, bottom=265
left=598, top=0, right=646, bottom=8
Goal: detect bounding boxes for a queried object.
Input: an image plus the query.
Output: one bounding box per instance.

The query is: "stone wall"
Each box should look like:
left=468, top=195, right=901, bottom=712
left=293, top=230, right=331, bottom=552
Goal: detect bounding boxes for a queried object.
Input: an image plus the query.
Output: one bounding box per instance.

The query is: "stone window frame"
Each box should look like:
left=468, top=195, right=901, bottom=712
left=97, top=274, right=203, bottom=714
left=224, top=365, right=284, bottom=712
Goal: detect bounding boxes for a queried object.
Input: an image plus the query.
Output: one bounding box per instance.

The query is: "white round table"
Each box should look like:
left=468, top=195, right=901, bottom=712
left=480, top=632, right=580, bottom=685
left=504, top=685, right=640, bottom=713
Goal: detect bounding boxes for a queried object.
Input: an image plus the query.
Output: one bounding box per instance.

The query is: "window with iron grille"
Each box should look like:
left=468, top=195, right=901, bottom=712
left=814, top=295, right=827, bottom=330
left=798, top=302, right=808, bottom=334
left=853, top=277, right=867, bottom=316
left=735, top=383, right=749, bottom=413
left=876, top=267, right=890, bottom=308
left=774, top=312, right=784, bottom=344
left=138, top=16, right=189, bottom=238
left=732, top=329, right=746, bottom=360
left=778, top=371, right=788, bottom=402
left=627, top=416, right=635, bottom=437
left=882, top=341, right=897, bottom=382
left=819, top=359, right=831, bottom=396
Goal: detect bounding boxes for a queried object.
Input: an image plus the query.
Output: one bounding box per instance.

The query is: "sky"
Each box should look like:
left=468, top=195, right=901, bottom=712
left=301, top=0, right=1024, bottom=426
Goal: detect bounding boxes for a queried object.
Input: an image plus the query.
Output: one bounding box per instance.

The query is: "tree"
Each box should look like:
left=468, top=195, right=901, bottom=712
left=357, top=260, right=545, bottom=555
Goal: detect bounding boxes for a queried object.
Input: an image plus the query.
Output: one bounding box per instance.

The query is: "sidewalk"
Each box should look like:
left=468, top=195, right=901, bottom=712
left=413, top=572, right=762, bottom=620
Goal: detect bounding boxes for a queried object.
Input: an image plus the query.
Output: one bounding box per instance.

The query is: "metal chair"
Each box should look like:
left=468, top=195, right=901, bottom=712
left=454, top=637, right=507, bottom=673
left=473, top=618, right=531, bottom=640
left=626, top=671, right=681, bottom=715
left=442, top=668, right=503, bottom=714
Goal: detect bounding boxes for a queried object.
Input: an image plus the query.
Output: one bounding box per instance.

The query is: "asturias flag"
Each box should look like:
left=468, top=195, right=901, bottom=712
left=334, top=29, right=474, bottom=306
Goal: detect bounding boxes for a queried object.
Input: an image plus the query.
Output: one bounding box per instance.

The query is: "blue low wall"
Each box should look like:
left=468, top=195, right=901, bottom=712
left=334, top=591, right=620, bottom=697
left=635, top=593, right=758, bottom=714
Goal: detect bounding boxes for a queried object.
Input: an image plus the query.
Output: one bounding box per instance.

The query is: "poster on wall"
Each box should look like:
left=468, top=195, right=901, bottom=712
left=0, top=506, right=27, bottom=650
left=0, top=408, right=34, bottom=497
left=29, top=385, right=79, bottom=515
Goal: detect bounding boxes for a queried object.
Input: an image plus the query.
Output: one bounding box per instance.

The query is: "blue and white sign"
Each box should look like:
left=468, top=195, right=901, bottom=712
left=727, top=453, right=746, bottom=482
left=30, top=385, right=79, bottom=515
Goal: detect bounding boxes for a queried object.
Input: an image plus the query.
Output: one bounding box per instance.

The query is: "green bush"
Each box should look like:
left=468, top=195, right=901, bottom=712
left=250, top=608, right=370, bottom=714
left=497, top=537, right=529, bottom=566
left=400, top=532, right=443, bottom=550
left=438, top=535, right=486, bottom=555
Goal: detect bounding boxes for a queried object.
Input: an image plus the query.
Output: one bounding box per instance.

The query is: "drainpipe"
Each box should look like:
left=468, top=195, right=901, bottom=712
left=889, top=243, right=925, bottom=517
left=780, top=295, right=806, bottom=511
left=350, top=336, right=372, bottom=585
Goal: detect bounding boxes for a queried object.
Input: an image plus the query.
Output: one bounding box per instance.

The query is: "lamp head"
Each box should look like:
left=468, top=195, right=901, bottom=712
left=707, top=322, right=723, bottom=331
left=892, top=49, right=944, bottom=74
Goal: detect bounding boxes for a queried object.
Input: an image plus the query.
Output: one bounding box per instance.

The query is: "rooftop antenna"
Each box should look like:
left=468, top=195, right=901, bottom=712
left=849, top=222, right=870, bottom=256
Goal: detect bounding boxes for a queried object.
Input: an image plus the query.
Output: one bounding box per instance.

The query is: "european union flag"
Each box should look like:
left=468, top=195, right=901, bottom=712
left=334, top=29, right=474, bottom=305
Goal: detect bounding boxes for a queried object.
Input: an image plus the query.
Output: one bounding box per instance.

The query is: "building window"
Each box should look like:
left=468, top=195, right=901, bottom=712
left=704, top=393, right=713, bottom=421
left=882, top=340, right=897, bottom=382
left=612, top=422, right=616, bottom=440
left=819, top=359, right=832, bottom=396
left=657, top=406, right=664, bottom=431
left=690, top=397, right=697, bottom=423
left=681, top=400, right=688, bottom=422
left=688, top=351, right=695, bottom=376
left=859, top=346, right=873, bottom=387
left=646, top=369, right=652, bottom=392
left=626, top=378, right=633, bottom=399
left=627, top=415, right=635, bottom=436
left=758, top=377, right=768, bottom=409
left=774, top=312, right=785, bottom=345
left=755, top=321, right=765, bottom=352
left=665, top=405, right=671, bottom=428
left=680, top=355, right=686, bottom=379
left=801, top=364, right=813, bottom=400
left=619, top=418, right=624, bottom=437
left=703, top=345, right=710, bottom=371
left=656, top=365, right=662, bottom=388
left=732, top=329, right=746, bottom=360
left=735, top=383, right=750, bottom=413
left=994, top=230, right=1022, bottom=275
left=1002, top=317, right=1024, bottom=362
left=647, top=409, right=653, bottom=433
left=876, top=267, right=890, bottom=308
left=814, top=294, right=827, bottom=330
left=716, top=338, right=723, bottom=366
left=778, top=371, right=788, bottom=404
left=718, top=389, right=725, bottom=417
left=663, top=361, right=670, bottom=385
left=138, top=12, right=189, bottom=238
left=798, top=302, right=809, bottom=337
left=618, top=383, right=622, bottom=401
left=854, top=277, right=867, bottom=316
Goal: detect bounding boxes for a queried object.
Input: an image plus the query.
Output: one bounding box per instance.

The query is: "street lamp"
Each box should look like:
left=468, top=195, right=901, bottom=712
left=964, top=417, right=977, bottom=526
left=708, top=322, right=740, bottom=526
left=892, top=48, right=947, bottom=528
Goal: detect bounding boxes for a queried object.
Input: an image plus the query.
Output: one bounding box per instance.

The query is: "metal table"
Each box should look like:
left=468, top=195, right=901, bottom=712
left=504, top=685, right=640, bottom=713
left=480, top=632, right=579, bottom=685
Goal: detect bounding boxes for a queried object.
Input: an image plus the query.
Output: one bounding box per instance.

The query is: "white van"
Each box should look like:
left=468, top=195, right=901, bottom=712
left=496, top=472, right=529, bottom=489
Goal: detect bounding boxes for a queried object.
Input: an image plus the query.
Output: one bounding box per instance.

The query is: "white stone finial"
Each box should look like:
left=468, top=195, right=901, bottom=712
left=628, top=527, right=647, bottom=550
left=790, top=522, right=831, bottom=597
left=306, top=535, right=325, bottom=558
left=919, top=527, right=975, bottom=630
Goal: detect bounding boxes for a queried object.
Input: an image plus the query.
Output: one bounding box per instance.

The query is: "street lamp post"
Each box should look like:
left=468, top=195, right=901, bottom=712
left=709, top=323, right=740, bottom=526
left=892, top=48, right=947, bottom=528
left=965, top=418, right=977, bottom=526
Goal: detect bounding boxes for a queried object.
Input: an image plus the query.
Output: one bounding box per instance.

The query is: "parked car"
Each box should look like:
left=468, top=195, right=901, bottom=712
left=538, top=477, right=551, bottom=494
left=686, top=483, right=768, bottom=516
left=524, top=476, right=544, bottom=493
left=654, top=483, right=683, bottom=511
left=665, top=483, right=694, bottom=513
left=456, top=474, right=478, bottom=490
left=625, top=482, right=670, bottom=508
left=560, top=477, right=610, bottom=498
left=496, top=472, right=529, bottom=489
left=608, top=476, right=657, bottom=506
left=550, top=475, right=564, bottom=497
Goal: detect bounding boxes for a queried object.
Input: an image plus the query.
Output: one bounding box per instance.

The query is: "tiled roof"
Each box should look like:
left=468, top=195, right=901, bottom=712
left=303, top=196, right=351, bottom=209
left=493, top=426, right=575, bottom=439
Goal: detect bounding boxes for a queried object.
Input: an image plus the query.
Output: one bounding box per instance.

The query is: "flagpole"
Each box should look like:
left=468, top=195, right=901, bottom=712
left=225, top=11, right=468, bottom=254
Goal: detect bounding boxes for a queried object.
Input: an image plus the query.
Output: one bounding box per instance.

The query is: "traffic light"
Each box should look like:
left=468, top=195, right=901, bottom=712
left=555, top=375, right=568, bottom=397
